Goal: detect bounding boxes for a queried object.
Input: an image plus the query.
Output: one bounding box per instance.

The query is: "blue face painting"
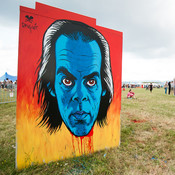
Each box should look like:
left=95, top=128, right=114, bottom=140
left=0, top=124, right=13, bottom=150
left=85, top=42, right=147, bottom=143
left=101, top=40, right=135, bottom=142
left=51, top=34, right=106, bottom=137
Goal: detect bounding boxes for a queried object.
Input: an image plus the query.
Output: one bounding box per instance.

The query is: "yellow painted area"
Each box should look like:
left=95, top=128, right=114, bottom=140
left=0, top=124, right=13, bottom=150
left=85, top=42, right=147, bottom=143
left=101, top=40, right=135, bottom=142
left=16, top=96, right=120, bottom=169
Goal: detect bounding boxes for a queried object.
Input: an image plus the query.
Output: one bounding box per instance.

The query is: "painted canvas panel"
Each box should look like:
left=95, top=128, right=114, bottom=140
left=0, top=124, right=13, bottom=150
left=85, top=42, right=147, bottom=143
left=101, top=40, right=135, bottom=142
left=16, top=2, right=122, bottom=169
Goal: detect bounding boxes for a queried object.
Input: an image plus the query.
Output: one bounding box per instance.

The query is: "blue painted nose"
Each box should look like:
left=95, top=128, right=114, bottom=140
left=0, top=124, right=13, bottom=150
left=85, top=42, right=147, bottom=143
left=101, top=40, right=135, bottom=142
left=72, top=84, right=88, bottom=103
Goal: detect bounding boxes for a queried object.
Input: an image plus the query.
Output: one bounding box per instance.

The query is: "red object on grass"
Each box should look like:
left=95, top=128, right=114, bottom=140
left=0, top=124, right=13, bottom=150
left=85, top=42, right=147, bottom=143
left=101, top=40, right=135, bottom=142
left=131, top=119, right=146, bottom=123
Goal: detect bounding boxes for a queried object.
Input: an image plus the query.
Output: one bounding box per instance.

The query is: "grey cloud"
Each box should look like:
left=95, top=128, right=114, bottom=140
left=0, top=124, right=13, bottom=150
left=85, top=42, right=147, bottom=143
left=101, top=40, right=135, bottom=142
left=1, top=0, right=175, bottom=60
left=0, top=0, right=36, bottom=27
left=0, top=0, right=20, bottom=26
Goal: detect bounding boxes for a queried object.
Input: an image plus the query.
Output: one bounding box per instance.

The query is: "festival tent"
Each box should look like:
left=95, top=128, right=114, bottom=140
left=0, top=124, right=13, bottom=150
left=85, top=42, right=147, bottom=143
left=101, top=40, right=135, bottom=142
left=0, top=72, right=17, bottom=82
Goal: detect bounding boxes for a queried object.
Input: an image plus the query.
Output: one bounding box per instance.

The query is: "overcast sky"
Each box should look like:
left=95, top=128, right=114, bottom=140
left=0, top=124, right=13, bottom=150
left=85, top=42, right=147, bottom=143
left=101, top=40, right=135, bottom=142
left=0, top=0, right=175, bottom=82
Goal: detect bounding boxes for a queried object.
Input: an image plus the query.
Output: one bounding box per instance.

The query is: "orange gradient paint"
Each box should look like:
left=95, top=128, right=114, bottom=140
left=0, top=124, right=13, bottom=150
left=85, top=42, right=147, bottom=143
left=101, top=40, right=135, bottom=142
left=16, top=2, right=122, bottom=169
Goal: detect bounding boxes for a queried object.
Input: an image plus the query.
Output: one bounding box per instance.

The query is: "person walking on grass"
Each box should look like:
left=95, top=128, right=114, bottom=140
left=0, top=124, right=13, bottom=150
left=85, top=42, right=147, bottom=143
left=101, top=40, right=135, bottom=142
left=164, top=82, right=168, bottom=94
left=149, top=83, right=153, bottom=93
left=168, top=81, right=171, bottom=95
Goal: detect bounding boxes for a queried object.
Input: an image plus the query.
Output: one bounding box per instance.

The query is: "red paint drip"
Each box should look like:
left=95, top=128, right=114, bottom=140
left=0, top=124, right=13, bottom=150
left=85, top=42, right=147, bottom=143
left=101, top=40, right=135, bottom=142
left=80, top=137, right=83, bottom=154
left=87, top=127, right=94, bottom=153
left=72, top=134, right=75, bottom=152
left=77, top=137, right=80, bottom=154
left=70, top=127, right=94, bottom=154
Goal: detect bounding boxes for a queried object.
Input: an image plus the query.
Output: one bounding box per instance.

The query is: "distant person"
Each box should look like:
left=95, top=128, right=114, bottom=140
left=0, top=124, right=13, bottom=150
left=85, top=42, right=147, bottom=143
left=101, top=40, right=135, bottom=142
left=149, top=83, right=153, bottom=93
left=127, top=89, right=135, bottom=99
left=164, top=82, right=168, bottom=94
left=168, top=81, right=171, bottom=95
left=9, top=80, right=13, bottom=91
left=171, top=81, right=173, bottom=92
left=3, top=80, right=7, bottom=89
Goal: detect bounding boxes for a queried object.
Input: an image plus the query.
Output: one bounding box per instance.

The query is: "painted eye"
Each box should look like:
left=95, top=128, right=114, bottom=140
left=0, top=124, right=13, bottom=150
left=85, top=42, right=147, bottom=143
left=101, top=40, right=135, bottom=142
left=62, top=78, right=72, bottom=86
left=87, top=79, right=96, bottom=86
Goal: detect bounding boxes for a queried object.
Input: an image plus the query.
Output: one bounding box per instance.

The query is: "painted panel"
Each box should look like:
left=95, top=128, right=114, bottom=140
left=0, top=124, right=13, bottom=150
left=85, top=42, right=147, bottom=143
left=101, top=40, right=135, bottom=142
left=16, top=2, right=122, bottom=169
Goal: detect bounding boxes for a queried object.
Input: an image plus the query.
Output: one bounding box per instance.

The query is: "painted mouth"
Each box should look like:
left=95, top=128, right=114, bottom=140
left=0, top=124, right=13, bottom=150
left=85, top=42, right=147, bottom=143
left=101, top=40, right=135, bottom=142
left=72, top=111, right=89, bottom=120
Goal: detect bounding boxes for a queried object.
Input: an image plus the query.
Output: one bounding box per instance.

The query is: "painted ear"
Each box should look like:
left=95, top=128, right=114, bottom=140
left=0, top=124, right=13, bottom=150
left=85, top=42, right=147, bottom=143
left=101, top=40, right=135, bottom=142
left=47, top=83, right=56, bottom=97
left=102, top=89, right=106, bottom=96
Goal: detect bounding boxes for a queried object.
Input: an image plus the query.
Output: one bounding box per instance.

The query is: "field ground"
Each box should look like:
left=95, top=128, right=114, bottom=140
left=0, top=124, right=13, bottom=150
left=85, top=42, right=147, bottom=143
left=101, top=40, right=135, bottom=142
left=0, top=88, right=175, bottom=175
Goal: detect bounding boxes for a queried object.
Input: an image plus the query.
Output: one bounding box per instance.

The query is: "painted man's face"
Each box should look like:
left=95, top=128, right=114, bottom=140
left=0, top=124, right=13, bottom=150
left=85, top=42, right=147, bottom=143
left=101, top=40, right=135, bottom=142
left=52, top=34, right=105, bottom=137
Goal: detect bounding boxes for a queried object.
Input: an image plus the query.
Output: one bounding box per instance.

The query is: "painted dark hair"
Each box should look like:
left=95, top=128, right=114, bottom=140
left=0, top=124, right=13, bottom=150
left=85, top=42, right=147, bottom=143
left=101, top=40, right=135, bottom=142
left=34, top=20, right=113, bottom=134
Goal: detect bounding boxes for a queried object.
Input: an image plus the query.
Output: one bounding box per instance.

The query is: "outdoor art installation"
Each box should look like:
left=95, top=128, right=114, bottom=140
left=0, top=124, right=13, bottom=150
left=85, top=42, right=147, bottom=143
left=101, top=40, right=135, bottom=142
left=16, top=2, right=122, bottom=169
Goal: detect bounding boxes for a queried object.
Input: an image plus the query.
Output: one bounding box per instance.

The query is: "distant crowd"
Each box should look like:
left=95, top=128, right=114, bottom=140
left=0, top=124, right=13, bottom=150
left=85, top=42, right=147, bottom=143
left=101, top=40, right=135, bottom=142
left=0, top=79, right=17, bottom=90
left=163, top=81, right=174, bottom=95
left=122, top=83, right=162, bottom=89
left=123, top=80, right=175, bottom=99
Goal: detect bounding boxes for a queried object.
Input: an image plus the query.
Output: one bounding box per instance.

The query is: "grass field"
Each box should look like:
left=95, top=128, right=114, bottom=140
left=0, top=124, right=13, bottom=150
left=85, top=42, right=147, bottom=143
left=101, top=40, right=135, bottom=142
left=0, top=88, right=175, bottom=175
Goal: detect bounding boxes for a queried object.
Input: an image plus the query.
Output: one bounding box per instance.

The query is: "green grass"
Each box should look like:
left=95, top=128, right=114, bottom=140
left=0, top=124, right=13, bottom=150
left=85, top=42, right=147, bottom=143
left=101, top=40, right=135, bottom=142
left=0, top=88, right=175, bottom=174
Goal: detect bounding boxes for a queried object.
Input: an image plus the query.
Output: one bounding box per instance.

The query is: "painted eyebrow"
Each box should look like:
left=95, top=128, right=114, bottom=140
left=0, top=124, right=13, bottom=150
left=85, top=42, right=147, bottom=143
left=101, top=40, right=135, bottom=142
left=58, top=49, right=73, bottom=54
left=57, top=67, right=76, bottom=80
left=83, top=72, right=99, bottom=80
left=80, top=54, right=98, bottom=58
left=58, top=49, right=73, bottom=57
